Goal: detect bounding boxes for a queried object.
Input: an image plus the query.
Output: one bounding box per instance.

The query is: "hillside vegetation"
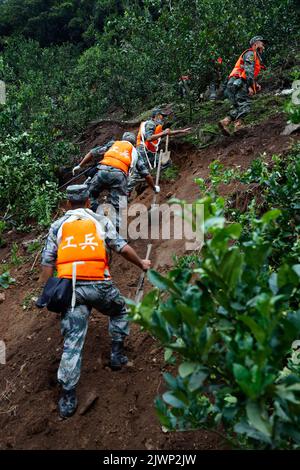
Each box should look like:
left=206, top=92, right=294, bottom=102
left=0, top=0, right=299, bottom=226
left=0, top=0, right=300, bottom=451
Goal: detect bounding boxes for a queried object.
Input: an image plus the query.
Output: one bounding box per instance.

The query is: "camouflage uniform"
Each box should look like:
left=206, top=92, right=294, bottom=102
left=41, top=209, right=128, bottom=391
left=127, top=119, right=158, bottom=195
left=89, top=141, right=149, bottom=227
left=225, top=50, right=260, bottom=121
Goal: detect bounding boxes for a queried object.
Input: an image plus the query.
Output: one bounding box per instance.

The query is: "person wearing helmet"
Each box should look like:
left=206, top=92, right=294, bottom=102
left=127, top=108, right=190, bottom=195
left=72, top=132, right=158, bottom=231
left=219, top=36, right=267, bottom=135
left=39, top=183, right=151, bottom=418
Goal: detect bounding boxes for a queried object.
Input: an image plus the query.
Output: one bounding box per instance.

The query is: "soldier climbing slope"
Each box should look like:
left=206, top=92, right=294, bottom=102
left=39, top=184, right=151, bottom=418
left=219, top=36, right=267, bottom=135
left=72, top=132, right=159, bottom=232
left=127, top=108, right=191, bottom=196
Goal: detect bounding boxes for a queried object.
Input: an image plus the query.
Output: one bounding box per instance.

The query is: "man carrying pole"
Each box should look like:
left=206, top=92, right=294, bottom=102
left=127, top=108, right=191, bottom=196
left=39, top=184, right=151, bottom=418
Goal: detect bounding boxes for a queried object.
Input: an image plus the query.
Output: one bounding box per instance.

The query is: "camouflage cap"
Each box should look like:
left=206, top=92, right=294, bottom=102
left=66, top=184, right=89, bottom=202
left=122, top=131, right=136, bottom=145
left=249, top=36, right=267, bottom=46
left=151, top=107, right=168, bottom=117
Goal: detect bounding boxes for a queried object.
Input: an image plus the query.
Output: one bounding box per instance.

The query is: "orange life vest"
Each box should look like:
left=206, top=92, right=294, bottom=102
left=100, top=140, right=134, bottom=174
left=229, top=48, right=262, bottom=82
left=56, top=219, right=110, bottom=280
left=136, top=122, right=163, bottom=153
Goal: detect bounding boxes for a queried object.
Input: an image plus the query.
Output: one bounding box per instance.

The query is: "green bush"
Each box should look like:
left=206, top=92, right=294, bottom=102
left=0, top=130, right=66, bottom=226
left=285, top=100, right=300, bottom=124
left=199, top=144, right=300, bottom=267
left=129, top=195, right=300, bottom=449
left=0, top=271, right=15, bottom=289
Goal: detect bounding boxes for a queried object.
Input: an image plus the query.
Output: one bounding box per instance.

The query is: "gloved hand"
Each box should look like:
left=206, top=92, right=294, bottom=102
left=154, top=185, right=160, bottom=193
left=72, top=165, right=81, bottom=176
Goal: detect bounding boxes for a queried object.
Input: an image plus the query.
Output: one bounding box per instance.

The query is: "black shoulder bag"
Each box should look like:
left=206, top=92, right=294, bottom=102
left=36, top=277, right=72, bottom=314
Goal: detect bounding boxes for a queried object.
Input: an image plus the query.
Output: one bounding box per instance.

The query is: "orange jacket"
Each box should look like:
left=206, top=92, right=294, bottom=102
left=229, top=48, right=262, bottom=83
left=101, top=140, right=134, bottom=174
left=137, top=122, right=163, bottom=153
left=56, top=219, right=110, bottom=280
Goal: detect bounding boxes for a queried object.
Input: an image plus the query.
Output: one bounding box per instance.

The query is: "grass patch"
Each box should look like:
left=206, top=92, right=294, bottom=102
left=160, top=165, right=180, bottom=181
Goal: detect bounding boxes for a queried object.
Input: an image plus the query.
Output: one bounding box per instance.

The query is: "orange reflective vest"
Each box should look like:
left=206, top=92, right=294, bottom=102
left=137, top=122, right=163, bottom=153
left=56, top=219, right=110, bottom=280
left=101, top=140, right=134, bottom=174
left=229, top=48, right=262, bottom=82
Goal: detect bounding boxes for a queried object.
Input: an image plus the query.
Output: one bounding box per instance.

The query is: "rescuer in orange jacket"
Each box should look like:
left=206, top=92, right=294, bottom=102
left=127, top=108, right=190, bottom=195
left=219, top=36, right=267, bottom=135
left=40, top=183, right=151, bottom=418
left=72, top=132, right=159, bottom=232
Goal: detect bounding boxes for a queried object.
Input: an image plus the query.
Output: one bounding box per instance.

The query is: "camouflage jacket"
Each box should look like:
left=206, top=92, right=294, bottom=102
left=243, top=50, right=263, bottom=87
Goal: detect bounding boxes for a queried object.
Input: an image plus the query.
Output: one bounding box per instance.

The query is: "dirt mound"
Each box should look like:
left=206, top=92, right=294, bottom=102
left=0, top=112, right=299, bottom=450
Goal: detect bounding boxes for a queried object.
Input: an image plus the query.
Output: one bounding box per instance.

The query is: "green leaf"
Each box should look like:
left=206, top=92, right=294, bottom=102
left=162, top=391, right=185, bottom=409
left=268, top=272, right=278, bottom=294
left=148, top=270, right=180, bottom=294
left=278, top=264, right=300, bottom=288
left=188, top=371, right=208, bottom=392
left=164, top=348, right=173, bottom=363
left=161, top=307, right=181, bottom=328
left=292, top=265, right=300, bottom=278
left=204, top=216, right=225, bottom=231
left=260, top=209, right=281, bottom=224
left=176, top=303, right=198, bottom=326
left=224, top=394, right=238, bottom=404
left=224, top=223, right=242, bottom=239
left=233, top=363, right=250, bottom=382
left=238, top=315, right=266, bottom=344
left=178, top=362, right=197, bottom=378
left=234, top=420, right=272, bottom=444
left=246, top=402, right=272, bottom=438
left=163, top=372, right=178, bottom=390
left=219, top=249, right=243, bottom=290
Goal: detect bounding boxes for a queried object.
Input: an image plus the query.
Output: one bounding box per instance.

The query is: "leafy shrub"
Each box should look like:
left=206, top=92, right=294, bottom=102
left=200, top=144, right=300, bottom=266
left=160, top=165, right=180, bottom=182
left=0, top=131, right=65, bottom=227
left=0, top=271, right=15, bottom=289
left=10, top=242, right=22, bottom=266
left=285, top=100, right=300, bottom=124
left=129, top=196, right=300, bottom=449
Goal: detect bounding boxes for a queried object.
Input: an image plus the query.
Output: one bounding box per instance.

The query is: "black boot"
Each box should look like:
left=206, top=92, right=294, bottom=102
left=58, top=387, right=78, bottom=418
left=110, top=341, right=128, bottom=371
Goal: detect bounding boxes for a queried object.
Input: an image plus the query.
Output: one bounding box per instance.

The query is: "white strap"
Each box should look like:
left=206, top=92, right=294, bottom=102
left=71, top=261, right=85, bottom=312
left=57, top=209, right=106, bottom=246
left=140, top=122, right=146, bottom=149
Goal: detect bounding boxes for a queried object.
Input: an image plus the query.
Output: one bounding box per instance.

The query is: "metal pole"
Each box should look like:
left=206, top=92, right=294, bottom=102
left=135, top=244, right=153, bottom=303
left=58, top=167, right=92, bottom=190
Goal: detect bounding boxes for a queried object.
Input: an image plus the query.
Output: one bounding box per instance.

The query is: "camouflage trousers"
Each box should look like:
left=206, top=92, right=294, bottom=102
left=127, top=148, right=155, bottom=195
left=225, top=77, right=251, bottom=121
left=89, top=166, right=128, bottom=230
left=57, top=280, right=129, bottom=391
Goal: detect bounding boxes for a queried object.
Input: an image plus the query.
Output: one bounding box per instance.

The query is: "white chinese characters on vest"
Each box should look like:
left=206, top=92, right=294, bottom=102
left=61, top=234, right=99, bottom=251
